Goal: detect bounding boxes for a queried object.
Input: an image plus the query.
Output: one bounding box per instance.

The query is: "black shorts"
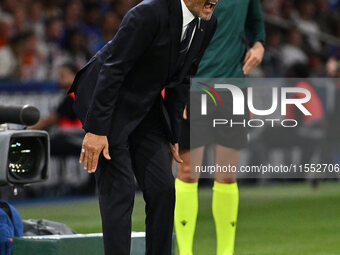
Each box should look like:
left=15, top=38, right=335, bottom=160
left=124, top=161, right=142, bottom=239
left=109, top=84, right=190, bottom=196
left=179, top=90, right=249, bottom=151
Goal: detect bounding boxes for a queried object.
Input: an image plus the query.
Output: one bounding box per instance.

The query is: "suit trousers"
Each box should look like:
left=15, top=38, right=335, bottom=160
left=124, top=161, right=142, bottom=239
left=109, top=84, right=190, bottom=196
left=94, top=102, right=175, bottom=255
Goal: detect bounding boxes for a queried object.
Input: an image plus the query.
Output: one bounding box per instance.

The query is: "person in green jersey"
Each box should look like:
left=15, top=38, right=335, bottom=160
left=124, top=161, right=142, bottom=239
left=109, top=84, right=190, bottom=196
left=175, top=1, right=265, bottom=255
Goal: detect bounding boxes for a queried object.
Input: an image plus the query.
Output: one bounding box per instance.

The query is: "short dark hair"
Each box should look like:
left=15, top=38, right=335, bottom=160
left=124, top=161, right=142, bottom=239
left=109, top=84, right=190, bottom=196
left=46, top=16, right=63, bottom=28
left=9, top=30, right=35, bottom=46
left=285, top=63, right=310, bottom=78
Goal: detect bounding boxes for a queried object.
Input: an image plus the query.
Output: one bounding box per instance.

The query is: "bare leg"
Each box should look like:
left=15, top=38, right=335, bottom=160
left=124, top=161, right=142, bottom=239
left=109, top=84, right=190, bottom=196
left=177, top=146, right=204, bottom=182
left=214, top=144, right=239, bottom=183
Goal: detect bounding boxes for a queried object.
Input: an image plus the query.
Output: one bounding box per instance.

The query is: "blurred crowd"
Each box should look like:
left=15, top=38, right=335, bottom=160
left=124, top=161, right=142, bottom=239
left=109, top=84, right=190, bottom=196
left=0, top=0, right=141, bottom=80
left=262, top=0, right=340, bottom=77
left=0, top=0, right=340, bottom=80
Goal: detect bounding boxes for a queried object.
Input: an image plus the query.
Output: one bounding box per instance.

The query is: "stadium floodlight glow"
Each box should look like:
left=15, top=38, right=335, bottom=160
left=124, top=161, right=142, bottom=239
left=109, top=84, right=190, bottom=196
left=0, top=105, right=49, bottom=186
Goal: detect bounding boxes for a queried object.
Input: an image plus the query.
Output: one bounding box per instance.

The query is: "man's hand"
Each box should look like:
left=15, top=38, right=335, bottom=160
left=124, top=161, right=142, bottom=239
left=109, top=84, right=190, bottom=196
left=243, top=41, right=264, bottom=75
left=169, top=143, right=183, bottom=163
left=183, top=106, right=187, bottom=120
left=79, top=132, right=111, bottom=173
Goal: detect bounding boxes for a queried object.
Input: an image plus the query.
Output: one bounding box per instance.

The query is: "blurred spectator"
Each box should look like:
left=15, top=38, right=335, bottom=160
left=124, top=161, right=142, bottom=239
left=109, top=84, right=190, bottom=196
left=64, top=29, right=91, bottom=70
left=0, top=15, right=13, bottom=47
left=0, top=0, right=18, bottom=16
left=262, top=27, right=282, bottom=76
left=281, top=27, right=308, bottom=69
left=281, top=0, right=297, bottom=20
left=262, top=0, right=283, bottom=16
left=20, top=30, right=45, bottom=80
left=81, top=2, right=105, bottom=53
left=101, top=11, right=121, bottom=42
left=316, top=0, right=331, bottom=32
left=42, top=0, right=63, bottom=19
left=12, top=7, right=28, bottom=33
left=63, top=1, right=83, bottom=30
left=326, top=57, right=340, bottom=76
left=27, top=0, right=45, bottom=39
left=0, top=32, right=26, bottom=78
left=0, top=30, right=43, bottom=80
left=41, top=17, right=67, bottom=80
left=294, top=0, right=321, bottom=53
left=45, top=17, right=64, bottom=48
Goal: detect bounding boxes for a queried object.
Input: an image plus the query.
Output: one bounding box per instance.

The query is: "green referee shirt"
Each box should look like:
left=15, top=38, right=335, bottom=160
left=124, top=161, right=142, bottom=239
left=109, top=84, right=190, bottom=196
left=196, top=0, right=265, bottom=79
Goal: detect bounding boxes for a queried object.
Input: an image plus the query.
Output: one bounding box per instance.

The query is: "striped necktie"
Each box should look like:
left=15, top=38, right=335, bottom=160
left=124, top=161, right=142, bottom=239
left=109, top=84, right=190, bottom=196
left=173, top=17, right=198, bottom=77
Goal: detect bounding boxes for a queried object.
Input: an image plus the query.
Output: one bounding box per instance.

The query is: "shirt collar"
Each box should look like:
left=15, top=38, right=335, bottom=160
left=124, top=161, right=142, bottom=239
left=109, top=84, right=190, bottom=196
left=180, top=0, right=195, bottom=27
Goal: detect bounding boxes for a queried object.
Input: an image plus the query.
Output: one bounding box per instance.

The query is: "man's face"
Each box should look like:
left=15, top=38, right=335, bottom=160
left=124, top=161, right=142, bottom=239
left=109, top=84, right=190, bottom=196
left=185, top=0, right=219, bottom=20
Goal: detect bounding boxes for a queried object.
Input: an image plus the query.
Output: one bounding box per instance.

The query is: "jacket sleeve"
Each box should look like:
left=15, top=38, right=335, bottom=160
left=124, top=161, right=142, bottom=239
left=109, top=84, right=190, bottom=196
left=245, top=0, right=266, bottom=47
left=164, top=17, right=218, bottom=144
left=83, top=5, right=158, bottom=135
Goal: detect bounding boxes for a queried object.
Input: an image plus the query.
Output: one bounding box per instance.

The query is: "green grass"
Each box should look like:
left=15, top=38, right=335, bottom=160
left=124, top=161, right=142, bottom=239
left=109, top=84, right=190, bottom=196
left=16, top=182, right=340, bottom=255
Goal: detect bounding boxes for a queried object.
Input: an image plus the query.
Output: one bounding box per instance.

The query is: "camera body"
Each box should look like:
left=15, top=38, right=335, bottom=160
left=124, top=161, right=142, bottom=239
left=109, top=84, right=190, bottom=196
left=0, top=130, right=49, bottom=186
left=0, top=104, right=50, bottom=186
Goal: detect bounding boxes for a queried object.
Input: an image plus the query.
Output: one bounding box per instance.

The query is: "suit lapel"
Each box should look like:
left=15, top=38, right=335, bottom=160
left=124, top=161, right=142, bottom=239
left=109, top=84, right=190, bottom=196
left=168, top=0, right=183, bottom=79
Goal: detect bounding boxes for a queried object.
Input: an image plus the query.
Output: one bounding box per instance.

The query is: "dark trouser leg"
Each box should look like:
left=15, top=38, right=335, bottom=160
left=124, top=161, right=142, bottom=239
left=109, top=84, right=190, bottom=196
left=129, top=131, right=175, bottom=255
left=95, top=145, right=135, bottom=255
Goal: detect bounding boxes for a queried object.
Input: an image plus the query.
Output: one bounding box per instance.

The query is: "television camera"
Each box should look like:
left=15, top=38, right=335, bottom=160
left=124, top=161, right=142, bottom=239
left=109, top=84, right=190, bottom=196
left=0, top=105, right=49, bottom=187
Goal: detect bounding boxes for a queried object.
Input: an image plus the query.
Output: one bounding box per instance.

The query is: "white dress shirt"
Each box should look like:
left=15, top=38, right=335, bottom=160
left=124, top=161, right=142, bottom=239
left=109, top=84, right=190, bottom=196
left=180, top=0, right=197, bottom=46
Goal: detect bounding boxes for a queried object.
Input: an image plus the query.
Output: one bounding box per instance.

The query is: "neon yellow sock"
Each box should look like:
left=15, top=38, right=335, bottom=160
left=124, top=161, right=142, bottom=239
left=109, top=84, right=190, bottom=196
left=212, top=182, right=239, bottom=255
left=175, top=178, right=199, bottom=255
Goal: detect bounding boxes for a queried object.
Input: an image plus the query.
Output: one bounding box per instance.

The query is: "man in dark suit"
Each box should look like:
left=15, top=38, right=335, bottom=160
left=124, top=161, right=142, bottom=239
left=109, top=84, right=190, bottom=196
left=68, top=0, right=218, bottom=254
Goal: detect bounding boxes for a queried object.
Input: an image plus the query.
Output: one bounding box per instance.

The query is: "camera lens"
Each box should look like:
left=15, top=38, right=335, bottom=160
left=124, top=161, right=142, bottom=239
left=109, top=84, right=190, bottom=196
left=8, top=137, right=46, bottom=181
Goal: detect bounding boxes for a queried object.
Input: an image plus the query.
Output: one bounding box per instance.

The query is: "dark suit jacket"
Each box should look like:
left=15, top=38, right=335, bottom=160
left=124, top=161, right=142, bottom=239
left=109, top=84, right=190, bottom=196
left=69, top=0, right=217, bottom=145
